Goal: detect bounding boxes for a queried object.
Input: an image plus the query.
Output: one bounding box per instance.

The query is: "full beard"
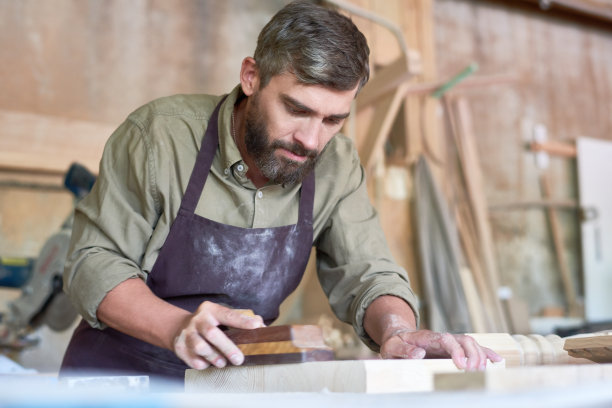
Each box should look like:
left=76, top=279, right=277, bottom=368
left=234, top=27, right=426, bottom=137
left=244, top=94, right=319, bottom=186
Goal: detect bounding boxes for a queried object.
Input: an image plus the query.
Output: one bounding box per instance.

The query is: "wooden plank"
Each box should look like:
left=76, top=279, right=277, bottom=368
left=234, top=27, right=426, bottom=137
left=185, top=358, right=502, bottom=393
left=356, top=56, right=416, bottom=111
left=458, top=267, right=488, bottom=333
left=539, top=174, right=580, bottom=316
left=515, top=0, right=612, bottom=23
left=489, top=199, right=579, bottom=211
left=434, top=363, right=612, bottom=392
left=455, top=205, right=498, bottom=332
left=468, top=333, right=522, bottom=367
left=451, top=97, right=509, bottom=332
left=357, top=83, right=408, bottom=170
left=529, top=140, right=577, bottom=158
left=564, top=332, right=612, bottom=363
left=0, top=110, right=112, bottom=174
left=224, top=325, right=334, bottom=366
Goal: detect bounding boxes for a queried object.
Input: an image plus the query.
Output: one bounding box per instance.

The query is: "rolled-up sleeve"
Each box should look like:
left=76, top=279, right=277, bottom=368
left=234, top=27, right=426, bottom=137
left=315, top=146, right=420, bottom=351
left=63, top=117, right=160, bottom=329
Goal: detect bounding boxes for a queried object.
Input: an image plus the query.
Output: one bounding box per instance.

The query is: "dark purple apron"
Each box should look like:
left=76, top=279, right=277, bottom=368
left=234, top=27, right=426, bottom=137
left=60, top=97, right=315, bottom=383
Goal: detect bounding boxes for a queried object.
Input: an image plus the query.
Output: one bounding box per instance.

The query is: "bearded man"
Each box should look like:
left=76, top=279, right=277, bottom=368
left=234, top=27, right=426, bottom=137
left=60, top=0, right=500, bottom=386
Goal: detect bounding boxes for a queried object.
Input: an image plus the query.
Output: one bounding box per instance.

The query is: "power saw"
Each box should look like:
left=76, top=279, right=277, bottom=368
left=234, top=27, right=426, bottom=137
left=0, top=163, right=95, bottom=350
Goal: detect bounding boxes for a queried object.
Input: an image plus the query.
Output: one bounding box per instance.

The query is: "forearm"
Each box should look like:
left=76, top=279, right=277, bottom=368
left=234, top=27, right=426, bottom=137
left=97, top=278, right=191, bottom=350
left=363, top=295, right=418, bottom=346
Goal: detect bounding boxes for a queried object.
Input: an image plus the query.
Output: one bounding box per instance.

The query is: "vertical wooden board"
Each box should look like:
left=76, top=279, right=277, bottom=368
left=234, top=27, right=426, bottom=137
left=577, top=138, right=612, bottom=322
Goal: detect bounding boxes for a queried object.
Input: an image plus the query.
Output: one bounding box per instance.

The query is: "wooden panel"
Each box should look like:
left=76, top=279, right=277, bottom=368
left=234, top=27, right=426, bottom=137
left=565, top=332, right=612, bottom=363
left=0, top=109, right=112, bottom=174
left=577, top=138, right=612, bottom=322
left=434, top=0, right=612, bottom=317
left=435, top=363, right=612, bottom=392
left=185, top=358, right=502, bottom=393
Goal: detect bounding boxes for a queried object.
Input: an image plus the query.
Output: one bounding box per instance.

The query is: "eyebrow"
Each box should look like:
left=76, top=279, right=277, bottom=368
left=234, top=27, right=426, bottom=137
left=280, top=93, right=350, bottom=121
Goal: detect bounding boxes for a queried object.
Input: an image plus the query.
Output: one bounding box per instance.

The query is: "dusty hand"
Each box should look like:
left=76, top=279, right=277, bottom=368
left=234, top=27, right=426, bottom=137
left=173, top=301, right=265, bottom=370
left=380, top=329, right=503, bottom=371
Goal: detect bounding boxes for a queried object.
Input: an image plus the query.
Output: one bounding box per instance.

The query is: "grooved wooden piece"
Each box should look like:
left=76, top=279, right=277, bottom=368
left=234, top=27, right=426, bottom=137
left=564, top=333, right=612, bottom=363
left=224, top=325, right=334, bottom=366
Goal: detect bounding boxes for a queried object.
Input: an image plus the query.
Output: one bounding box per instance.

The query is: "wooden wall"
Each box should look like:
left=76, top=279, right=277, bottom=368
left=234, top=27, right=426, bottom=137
left=433, top=0, right=612, bottom=316
left=1, top=0, right=611, bottom=370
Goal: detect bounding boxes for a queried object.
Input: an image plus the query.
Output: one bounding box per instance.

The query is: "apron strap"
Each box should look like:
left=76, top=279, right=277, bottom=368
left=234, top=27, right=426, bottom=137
left=181, top=95, right=227, bottom=213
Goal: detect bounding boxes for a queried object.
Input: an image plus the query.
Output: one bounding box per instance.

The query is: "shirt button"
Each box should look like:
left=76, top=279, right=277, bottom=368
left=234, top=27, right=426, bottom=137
left=237, top=164, right=245, bottom=172
left=257, top=191, right=263, bottom=199
left=224, top=168, right=229, bottom=175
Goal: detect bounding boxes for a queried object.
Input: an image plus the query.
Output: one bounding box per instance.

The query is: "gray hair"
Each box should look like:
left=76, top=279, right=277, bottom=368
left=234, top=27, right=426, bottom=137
left=254, top=0, right=370, bottom=93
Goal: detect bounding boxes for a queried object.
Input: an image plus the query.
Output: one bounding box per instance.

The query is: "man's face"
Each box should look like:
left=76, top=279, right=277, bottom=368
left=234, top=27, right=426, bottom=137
left=243, top=73, right=357, bottom=185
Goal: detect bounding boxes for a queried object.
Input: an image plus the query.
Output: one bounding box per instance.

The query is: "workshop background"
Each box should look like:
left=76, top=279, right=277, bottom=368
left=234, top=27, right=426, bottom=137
left=1, top=0, right=611, bottom=374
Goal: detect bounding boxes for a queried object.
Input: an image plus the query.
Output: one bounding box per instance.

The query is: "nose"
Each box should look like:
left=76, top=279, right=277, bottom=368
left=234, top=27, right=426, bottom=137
left=293, top=118, right=321, bottom=152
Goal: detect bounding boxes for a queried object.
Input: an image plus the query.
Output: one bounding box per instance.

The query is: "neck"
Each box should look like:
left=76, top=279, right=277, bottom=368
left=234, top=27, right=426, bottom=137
left=232, top=98, right=268, bottom=188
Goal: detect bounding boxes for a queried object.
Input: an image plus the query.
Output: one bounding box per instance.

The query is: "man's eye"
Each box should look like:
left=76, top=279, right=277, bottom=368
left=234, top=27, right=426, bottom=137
left=325, top=117, right=342, bottom=126
left=287, top=106, right=307, bottom=116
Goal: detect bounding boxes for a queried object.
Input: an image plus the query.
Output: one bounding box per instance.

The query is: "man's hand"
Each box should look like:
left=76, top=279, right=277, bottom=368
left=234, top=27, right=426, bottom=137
left=173, top=301, right=265, bottom=370
left=380, top=329, right=502, bottom=371
left=363, top=295, right=502, bottom=371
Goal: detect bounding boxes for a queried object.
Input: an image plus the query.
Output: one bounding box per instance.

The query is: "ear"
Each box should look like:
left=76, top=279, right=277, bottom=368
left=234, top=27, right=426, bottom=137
left=240, top=57, right=260, bottom=96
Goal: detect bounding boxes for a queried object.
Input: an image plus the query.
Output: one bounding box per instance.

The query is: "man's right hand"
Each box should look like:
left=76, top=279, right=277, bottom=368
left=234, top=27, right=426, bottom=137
left=173, top=301, right=265, bottom=370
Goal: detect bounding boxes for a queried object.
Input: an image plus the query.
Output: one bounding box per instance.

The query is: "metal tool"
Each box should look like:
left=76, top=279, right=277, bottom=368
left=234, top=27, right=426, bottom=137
left=0, top=163, right=96, bottom=350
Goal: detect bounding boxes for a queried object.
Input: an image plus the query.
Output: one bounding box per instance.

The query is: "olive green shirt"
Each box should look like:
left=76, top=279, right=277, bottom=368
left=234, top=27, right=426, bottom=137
left=63, top=85, right=419, bottom=350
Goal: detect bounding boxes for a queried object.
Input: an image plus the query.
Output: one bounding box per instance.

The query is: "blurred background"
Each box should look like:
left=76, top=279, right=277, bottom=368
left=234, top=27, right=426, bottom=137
left=0, top=0, right=611, bottom=373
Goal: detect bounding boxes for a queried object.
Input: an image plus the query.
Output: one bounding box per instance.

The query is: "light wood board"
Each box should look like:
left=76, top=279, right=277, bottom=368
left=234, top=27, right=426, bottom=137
left=435, top=363, right=612, bottom=392
left=185, top=359, right=503, bottom=393
left=0, top=109, right=112, bottom=174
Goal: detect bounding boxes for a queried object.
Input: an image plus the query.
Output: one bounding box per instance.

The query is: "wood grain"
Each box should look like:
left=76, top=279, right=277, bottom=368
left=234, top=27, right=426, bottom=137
left=185, top=358, right=497, bottom=393
left=564, top=333, right=612, bottom=363
left=434, top=363, right=612, bottom=392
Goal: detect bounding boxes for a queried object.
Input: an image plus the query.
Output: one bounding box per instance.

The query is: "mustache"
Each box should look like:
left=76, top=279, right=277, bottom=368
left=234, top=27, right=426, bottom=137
left=271, top=140, right=318, bottom=159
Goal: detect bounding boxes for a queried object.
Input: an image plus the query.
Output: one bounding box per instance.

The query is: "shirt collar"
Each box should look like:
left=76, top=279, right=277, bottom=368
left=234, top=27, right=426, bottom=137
left=218, top=84, right=246, bottom=171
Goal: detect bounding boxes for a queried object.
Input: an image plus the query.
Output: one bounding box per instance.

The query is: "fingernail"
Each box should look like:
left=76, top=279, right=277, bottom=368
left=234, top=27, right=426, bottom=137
left=230, top=354, right=244, bottom=365
left=214, top=359, right=227, bottom=368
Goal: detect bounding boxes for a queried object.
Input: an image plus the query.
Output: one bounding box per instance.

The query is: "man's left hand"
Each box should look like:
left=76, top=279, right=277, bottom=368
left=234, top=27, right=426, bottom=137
left=380, top=329, right=503, bottom=371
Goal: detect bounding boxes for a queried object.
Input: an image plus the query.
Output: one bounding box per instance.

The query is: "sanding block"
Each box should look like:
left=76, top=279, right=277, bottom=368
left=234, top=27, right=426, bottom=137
left=225, top=325, right=334, bottom=366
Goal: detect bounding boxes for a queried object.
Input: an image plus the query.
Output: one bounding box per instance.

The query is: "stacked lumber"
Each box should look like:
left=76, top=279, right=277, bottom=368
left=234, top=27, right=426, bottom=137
left=443, top=97, right=511, bottom=333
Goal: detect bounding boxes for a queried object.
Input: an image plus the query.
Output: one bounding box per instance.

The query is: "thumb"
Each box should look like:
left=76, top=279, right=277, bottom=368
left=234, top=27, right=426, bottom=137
left=380, top=335, right=426, bottom=359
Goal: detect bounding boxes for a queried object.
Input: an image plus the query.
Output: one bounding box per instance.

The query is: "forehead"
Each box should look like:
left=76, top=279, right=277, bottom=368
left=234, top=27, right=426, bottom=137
left=261, top=72, right=358, bottom=116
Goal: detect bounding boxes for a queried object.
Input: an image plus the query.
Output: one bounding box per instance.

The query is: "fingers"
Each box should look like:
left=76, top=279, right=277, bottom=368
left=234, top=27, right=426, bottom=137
left=381, top=330, right=502, bottom=371
left=380, top=335, right=426, bottom=360
left=174, top=302, right=265, bottom=370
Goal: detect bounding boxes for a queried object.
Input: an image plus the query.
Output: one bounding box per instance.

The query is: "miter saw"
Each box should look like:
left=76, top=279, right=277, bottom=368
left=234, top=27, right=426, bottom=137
left=0, top=163, right=95, bottom=350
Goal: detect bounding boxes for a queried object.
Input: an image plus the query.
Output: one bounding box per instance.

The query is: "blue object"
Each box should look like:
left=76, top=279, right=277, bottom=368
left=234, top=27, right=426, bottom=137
left=0, top=257, right=34, bottom=288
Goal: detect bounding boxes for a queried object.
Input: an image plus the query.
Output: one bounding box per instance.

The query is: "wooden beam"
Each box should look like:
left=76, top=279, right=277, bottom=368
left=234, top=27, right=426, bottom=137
left=356, top=55, right=419, bottom=111
left=516, top=0, right=612, bottom=23
left=357, top=83, right=408, bottom=171
left=0, top=109, right=112, bottom=175
left=489, top=199, right=579, bottom=211
left=540, top=175, right=581, bottom=317
left=185, top=358, right=502, bottom=393
left=564, top=332, right=612, bottom=363
left=446, top=97, right=510, bottom=332
left=435, top=363, right=612, bottom=392
left=530, top=140, right=577, bottom=158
